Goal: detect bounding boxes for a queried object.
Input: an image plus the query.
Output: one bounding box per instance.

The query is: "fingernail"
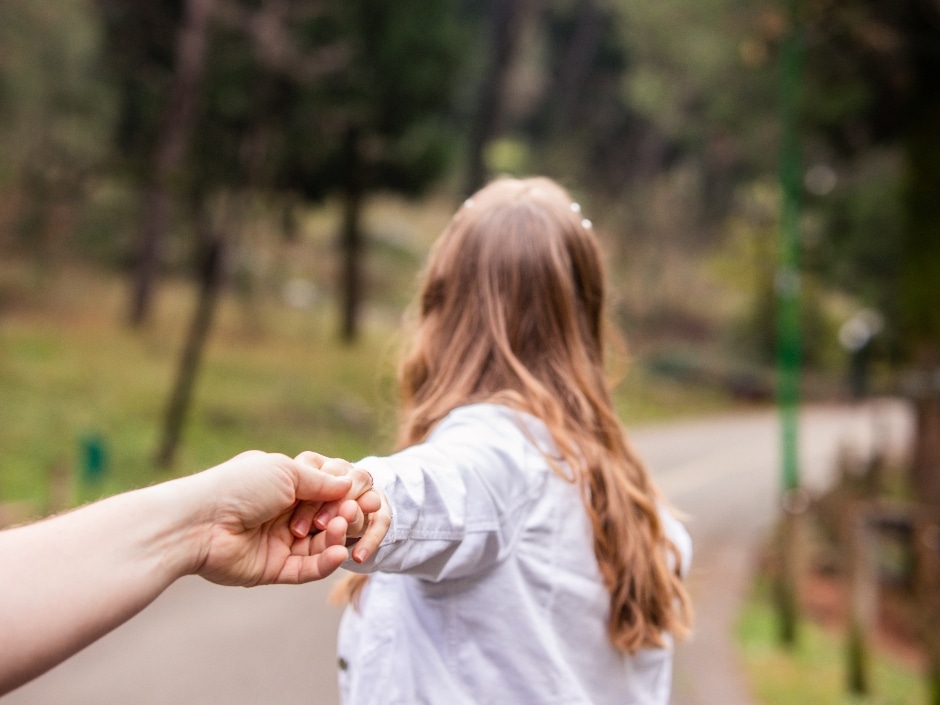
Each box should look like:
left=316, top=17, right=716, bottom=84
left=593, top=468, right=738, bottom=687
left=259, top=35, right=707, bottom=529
left=314, top=511, right=330, bottom=529
left=291, top=520, right=309, bottom=537
left=354, top=548, right=368, bottom=563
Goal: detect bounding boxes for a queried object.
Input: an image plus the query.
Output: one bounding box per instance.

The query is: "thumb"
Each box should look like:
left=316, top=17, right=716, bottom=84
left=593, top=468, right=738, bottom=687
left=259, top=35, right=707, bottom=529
left=291, top=461, right=353, bottom=503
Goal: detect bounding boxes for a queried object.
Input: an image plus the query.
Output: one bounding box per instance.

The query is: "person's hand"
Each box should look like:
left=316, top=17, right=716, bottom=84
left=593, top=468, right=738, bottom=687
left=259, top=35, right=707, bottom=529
left=344, top=488, right=391, bottom=564
left=188, top=450, right=355, bottom=586
left=289, top=452, right=391, bottom=564
left=287, top=453, right=379, bottom=537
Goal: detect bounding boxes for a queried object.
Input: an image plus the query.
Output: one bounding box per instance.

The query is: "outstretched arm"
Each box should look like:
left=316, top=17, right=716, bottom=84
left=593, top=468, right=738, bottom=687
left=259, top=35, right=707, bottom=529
left=0, top=450, right=375, bottom=696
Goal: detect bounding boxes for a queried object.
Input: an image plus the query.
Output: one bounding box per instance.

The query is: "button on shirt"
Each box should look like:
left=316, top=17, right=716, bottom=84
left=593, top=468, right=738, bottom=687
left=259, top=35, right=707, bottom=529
left=337, top=403, right=692, bottom=705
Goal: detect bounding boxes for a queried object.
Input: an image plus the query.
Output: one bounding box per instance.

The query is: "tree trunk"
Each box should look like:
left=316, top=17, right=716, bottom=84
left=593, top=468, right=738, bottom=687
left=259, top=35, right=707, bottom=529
left=155, top=224, right=226, bottom=468
left=902, top=92, right=940, bottom=507
left=547, top=0, right=605, bottom=134
left=128, top=0, right=214, bottom=326
left=339, top=182, right=364, bottom=344
left=910, top=375, right=940, bottom=506
left=129, top=187, right=171, bottom=326
left=463, top=0, right=533, bottom=197
left=336, top=123, right=367, bottom=344
left=915, top=517, right=940, bottom=705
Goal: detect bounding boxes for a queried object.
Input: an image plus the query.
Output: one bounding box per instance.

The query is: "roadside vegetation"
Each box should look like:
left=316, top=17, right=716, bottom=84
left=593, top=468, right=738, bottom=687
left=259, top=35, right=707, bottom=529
left=738, top=580, right=927, bottom=705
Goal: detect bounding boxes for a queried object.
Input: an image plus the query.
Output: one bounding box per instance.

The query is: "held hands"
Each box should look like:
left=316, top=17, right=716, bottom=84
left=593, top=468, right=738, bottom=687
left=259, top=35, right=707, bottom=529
left=0, top=448, right=388, bottom=698
left=191, top=450, right=383, bottom=587
left=290, top=452, right=391, bottom=565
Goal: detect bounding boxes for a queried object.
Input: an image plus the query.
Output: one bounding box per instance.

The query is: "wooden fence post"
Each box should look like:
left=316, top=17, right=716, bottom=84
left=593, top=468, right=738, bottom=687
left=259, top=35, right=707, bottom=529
left=915, top=518, right=940, bottom=705
left=776, top=488, right=809, bottom=646
left=845, top=501, right=877, bottom=695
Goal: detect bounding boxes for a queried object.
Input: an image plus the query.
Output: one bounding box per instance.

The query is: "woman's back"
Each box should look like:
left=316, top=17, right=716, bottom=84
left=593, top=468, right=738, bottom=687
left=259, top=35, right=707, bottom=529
left=330, top=176, right=692, bottom=703
left=337, top=403, right=691, bottom=705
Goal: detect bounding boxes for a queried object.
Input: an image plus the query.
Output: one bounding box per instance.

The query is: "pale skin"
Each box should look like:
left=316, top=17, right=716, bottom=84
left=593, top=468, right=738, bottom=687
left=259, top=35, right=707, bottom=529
left=289, top=452, right=392, bottom=562
left=0, top=450, right=381, bottom=696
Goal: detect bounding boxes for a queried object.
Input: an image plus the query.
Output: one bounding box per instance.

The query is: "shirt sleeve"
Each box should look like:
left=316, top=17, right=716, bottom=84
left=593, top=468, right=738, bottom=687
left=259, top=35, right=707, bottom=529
left=344, top=405, right=544, bottom=582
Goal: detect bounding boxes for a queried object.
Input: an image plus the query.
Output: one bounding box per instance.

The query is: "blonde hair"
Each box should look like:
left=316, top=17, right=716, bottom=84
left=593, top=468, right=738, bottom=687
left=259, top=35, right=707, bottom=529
left=338, top=176, right=691, bottom=652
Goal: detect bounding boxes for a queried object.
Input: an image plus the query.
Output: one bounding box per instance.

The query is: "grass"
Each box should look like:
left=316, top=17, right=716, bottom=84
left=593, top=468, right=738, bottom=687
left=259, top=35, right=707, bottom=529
left=613, top=359, right=741, bottom=425
left=736, top=583, right=928, bottom=705
left=0, top=262, right=403, bottom=510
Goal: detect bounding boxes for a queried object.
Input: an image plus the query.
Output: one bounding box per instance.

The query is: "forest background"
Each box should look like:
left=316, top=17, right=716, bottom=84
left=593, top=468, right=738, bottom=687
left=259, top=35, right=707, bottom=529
left=0, top=0, right=938, bottom=512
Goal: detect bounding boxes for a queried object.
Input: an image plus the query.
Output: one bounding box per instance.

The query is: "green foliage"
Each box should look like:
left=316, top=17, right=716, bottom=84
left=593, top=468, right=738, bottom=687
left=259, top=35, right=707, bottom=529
left=802, top=0, right=940, bottom=356
left=270, top=0, right=467, bottom=200
left=525, top=0, right=670, bottom=196
left=618, top=0, right=773, bottom=143
left=0, top=0, right=116, bottom=248
left=808, top=151, right=903, bottom=355
left=96, top=0, right=468, bottom=203
left=609, top=0, right=780, bottom=200
left=86, top=0, right=470, bottom=340
left=96, top=0, right=181, bottom=163
left=3, top=0, right=934, bottom=376
left=900, top=109, right=940, bottom=352
left=801, top=0, right=940, bottom=153
left=484, top=137, right=531, bottom=177
left=710, top=181, right=840, bottom=368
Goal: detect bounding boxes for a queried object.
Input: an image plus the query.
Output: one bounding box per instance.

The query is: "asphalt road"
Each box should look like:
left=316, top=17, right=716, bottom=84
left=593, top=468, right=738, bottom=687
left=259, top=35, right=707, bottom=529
left=3, top=399, right=912, bottom=705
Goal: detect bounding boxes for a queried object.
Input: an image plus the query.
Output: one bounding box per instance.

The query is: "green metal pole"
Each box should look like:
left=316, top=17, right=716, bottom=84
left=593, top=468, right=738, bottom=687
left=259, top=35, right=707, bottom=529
left=775, top=0, right=804, bottom=647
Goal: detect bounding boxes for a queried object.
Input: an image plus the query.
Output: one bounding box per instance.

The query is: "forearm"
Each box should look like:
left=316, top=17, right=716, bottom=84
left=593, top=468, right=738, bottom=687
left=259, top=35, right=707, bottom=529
left=0, top=476, right=206, bottom=695
left=348, top=447, right=528, bottom=581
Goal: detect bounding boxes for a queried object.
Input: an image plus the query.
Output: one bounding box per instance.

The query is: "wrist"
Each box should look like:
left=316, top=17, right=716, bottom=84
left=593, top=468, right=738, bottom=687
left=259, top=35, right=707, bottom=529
left=144, top=473, right=216, bottom=579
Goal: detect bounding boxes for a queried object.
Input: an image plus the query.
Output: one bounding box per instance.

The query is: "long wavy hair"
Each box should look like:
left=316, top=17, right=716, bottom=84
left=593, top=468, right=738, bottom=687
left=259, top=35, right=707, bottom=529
left=336, top=176, right=692, bottom=652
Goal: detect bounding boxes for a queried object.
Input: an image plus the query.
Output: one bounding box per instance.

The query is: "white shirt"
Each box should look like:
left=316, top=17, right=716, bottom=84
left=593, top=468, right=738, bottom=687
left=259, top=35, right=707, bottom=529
left=337, top=403, right=692, bottom=705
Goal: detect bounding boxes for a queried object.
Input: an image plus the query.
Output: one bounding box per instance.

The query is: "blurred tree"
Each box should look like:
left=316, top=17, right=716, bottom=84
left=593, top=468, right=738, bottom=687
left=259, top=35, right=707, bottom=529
left=0, top=0, right=114, bottom=268
left=97, top=0, right=198, bottom=325
left=135, top=0, right=214, bottom=327
left=802, top=0, right=940, bottom=506
left=612, top=0, right=783, bottom=218
left=100, top=0, right=462, bottom=343
left=466, top=0, right=790, bottom=283
left=516, top=0, right=686, bottom=209
left=97, top=0, right=463, bottom=461
left=512, top=0, right=796, bottom=353
left=268, top=0, right=464, bottom=343
left=152, top=0, right=355, bottom=465
left=155, top=202, right=226, bottom=468
left=463, top=0, right=539, bottom=196
left=809, top=152, right=903, bottom=349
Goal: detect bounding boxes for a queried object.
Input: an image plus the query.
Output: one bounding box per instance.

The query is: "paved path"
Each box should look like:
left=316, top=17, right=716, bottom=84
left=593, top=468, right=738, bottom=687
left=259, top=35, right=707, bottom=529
left=3, top=399, right=912, bottom=705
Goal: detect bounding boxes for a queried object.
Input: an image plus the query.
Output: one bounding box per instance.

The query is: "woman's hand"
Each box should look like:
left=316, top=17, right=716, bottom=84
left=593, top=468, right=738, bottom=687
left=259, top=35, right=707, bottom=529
left=290, top=452, right=391, bottom=564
